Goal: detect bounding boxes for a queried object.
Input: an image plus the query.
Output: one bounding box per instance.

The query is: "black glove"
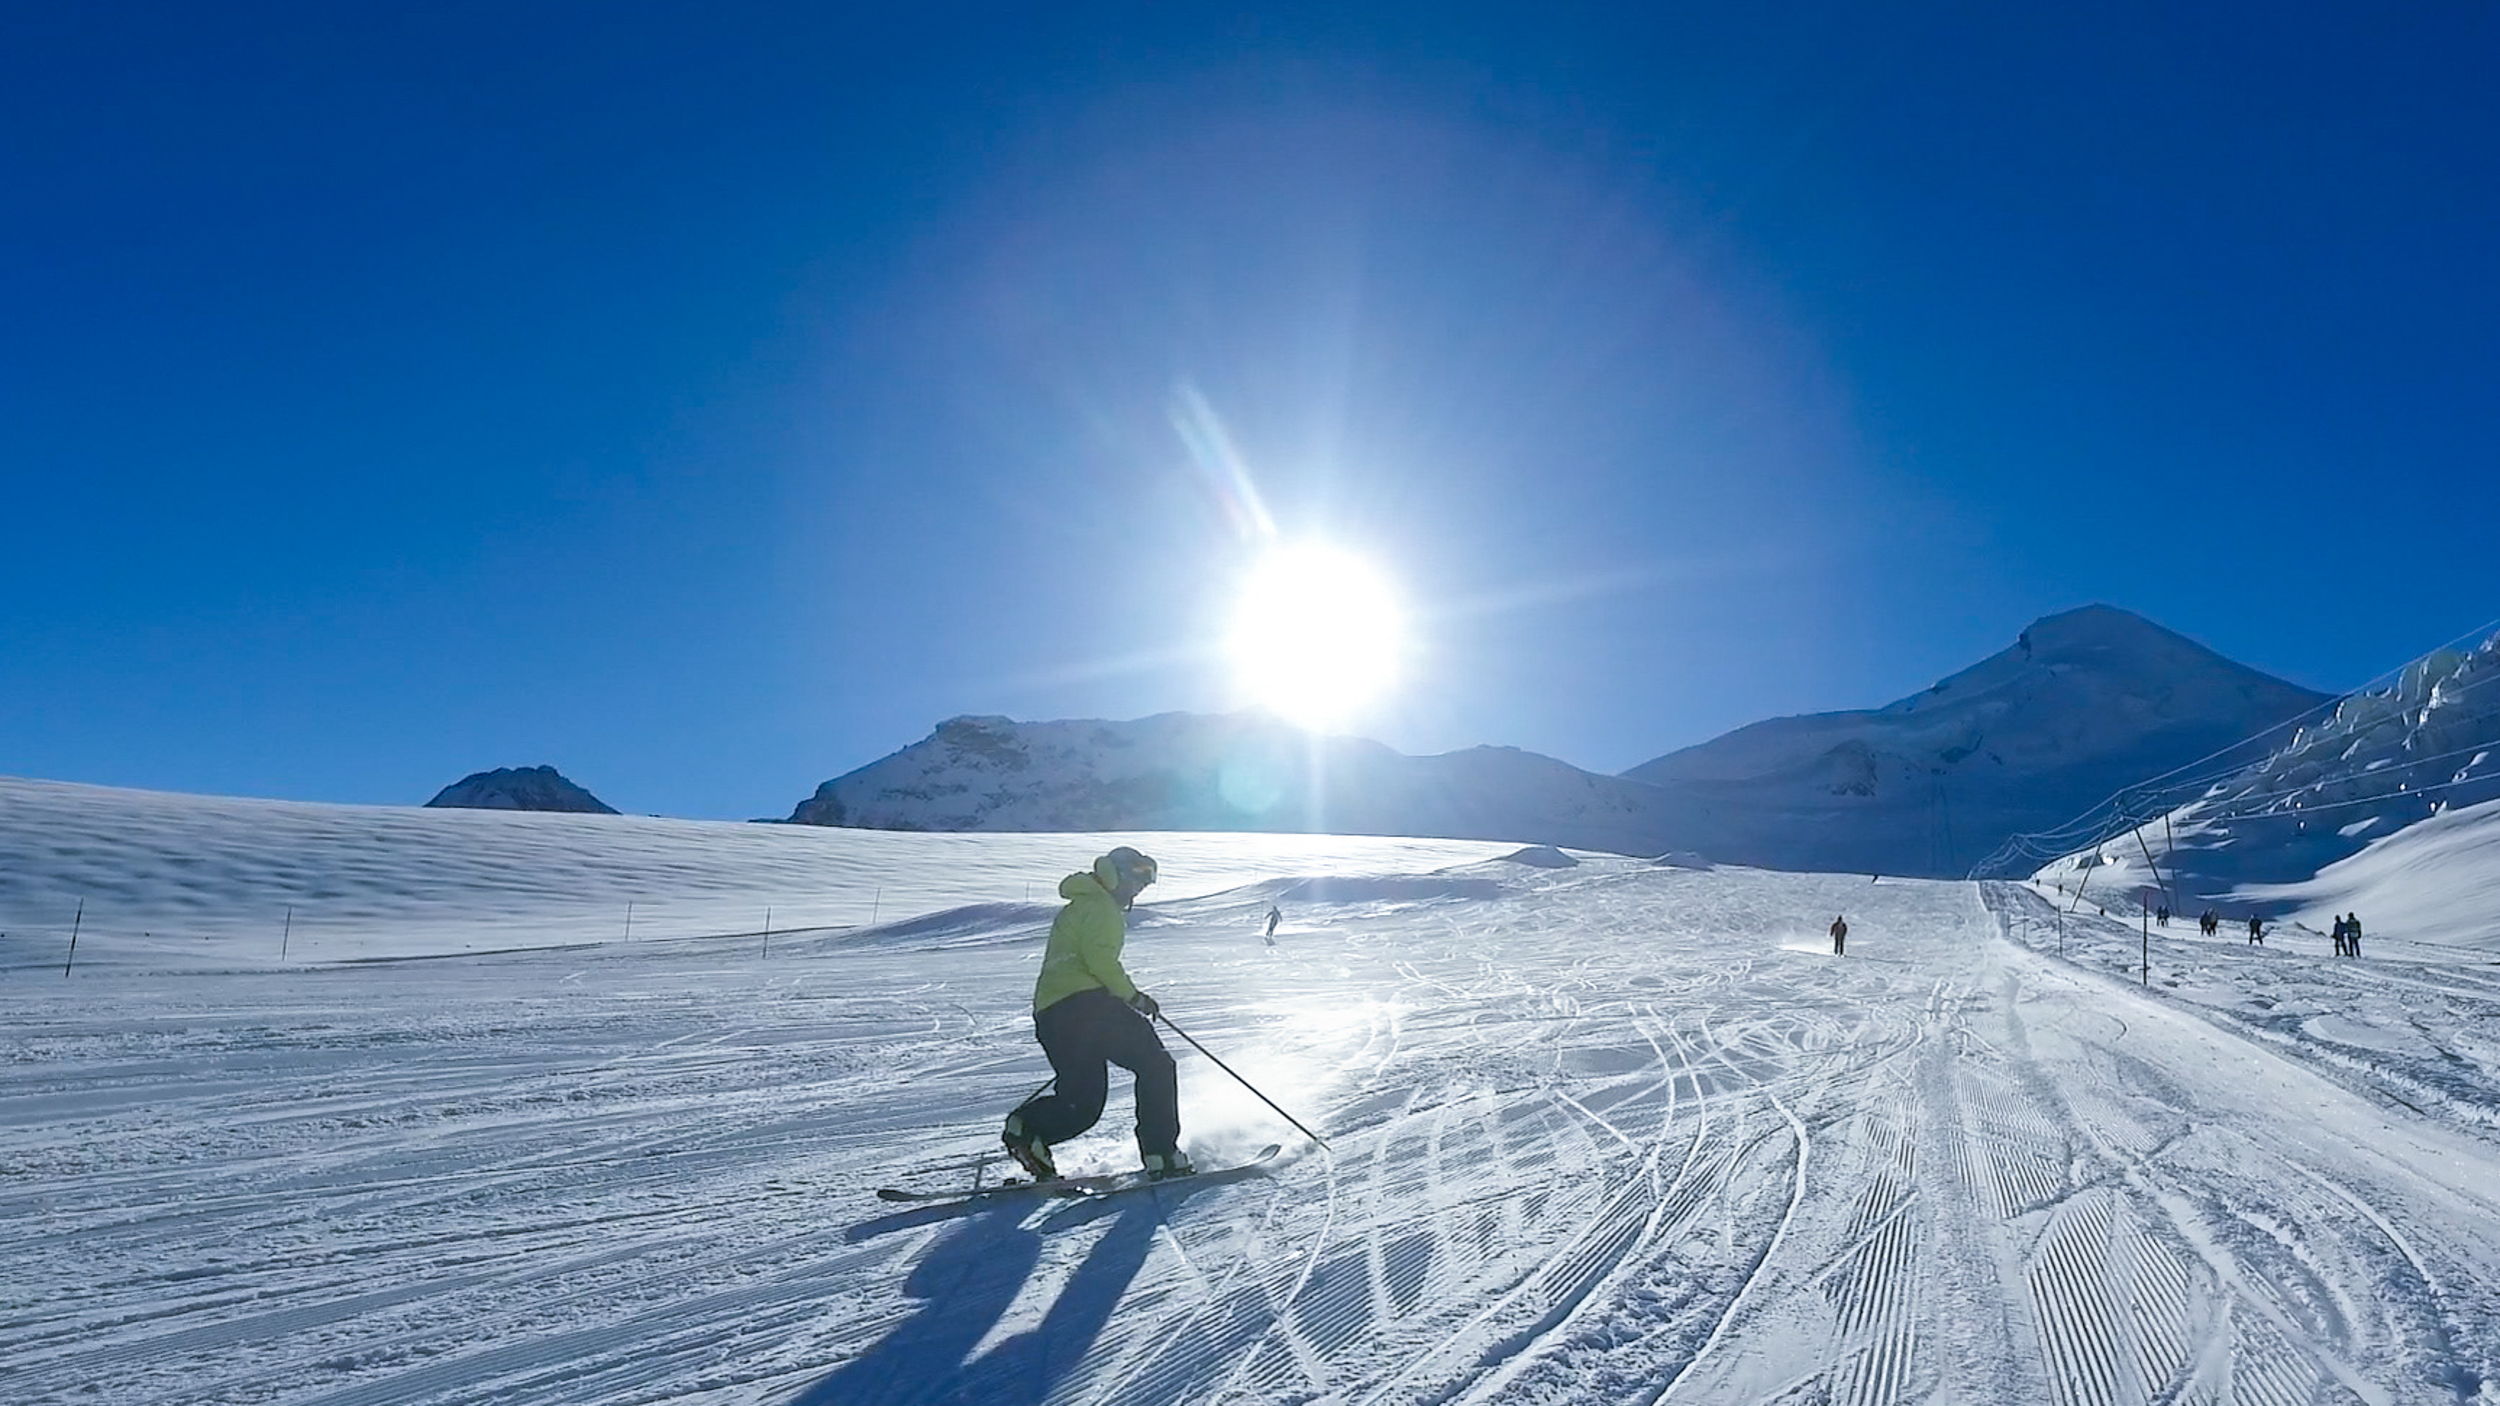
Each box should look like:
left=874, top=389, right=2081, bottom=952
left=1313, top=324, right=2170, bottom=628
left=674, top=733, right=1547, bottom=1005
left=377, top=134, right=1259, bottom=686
left=1127, top=990, right=1159, bottom=1018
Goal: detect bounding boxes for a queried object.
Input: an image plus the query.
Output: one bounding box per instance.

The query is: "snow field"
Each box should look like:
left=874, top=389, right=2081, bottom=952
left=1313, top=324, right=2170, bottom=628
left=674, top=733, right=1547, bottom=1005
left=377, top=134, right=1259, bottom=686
left=0, top=776, right=1512, bottom=969
left=6, top=817, right=2500, bottom=1403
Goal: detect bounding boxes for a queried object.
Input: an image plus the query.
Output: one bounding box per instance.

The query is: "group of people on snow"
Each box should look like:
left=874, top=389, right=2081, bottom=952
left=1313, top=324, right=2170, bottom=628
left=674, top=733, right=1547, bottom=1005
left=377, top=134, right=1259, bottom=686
left=2189, top=904, right=2365, bottom=956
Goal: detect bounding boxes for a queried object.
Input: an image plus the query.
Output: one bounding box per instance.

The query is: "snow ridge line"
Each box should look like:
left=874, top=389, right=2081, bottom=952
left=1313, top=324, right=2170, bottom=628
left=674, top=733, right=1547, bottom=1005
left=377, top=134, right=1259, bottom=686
left=1820, top=1108, right=1920, bottom=1406
left=1981, top=887, right=2424, bottom=1404
left=1356, top=1009, right=1717, bottom=1406
left=2027, top=1191, right=2131, bottom=1406
left=1648, top=1090, right=1809, bottom=1405
left=1437, top=1015, right=1735, bottom=1406
left=1193, top=1123, right=1344, bottom=1403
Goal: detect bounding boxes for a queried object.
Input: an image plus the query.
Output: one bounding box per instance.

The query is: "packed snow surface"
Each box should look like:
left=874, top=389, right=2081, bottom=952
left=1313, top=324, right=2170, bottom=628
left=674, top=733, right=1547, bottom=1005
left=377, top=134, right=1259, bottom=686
left=2244, top=794, right=2500, bottom=951
left=7, top=782, right=2500, bottom=1404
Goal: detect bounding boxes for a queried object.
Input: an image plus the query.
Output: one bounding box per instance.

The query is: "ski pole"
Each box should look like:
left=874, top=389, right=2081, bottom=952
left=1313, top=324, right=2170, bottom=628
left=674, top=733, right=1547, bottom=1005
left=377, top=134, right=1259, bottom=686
left=1155, top=1011, right=1330, bottom=1150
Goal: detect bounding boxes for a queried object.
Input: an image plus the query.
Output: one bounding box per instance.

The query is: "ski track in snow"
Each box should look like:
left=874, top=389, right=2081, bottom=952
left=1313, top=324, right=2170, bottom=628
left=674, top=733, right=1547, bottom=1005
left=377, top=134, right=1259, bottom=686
left=8, top=854, right=2500, bottom=1405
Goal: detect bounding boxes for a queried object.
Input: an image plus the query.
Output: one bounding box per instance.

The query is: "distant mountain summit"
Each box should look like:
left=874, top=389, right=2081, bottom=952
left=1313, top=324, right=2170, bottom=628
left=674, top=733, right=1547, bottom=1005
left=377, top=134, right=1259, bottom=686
left=789, top=712, right=1668, bottom=852
left=426, top=765, right=617, bottom=815
left=791, top=606, right=2330, bottom=877
left=2031, top=626, right=2500, bottom=914
left=1620, top=605, right=2331, bottom=875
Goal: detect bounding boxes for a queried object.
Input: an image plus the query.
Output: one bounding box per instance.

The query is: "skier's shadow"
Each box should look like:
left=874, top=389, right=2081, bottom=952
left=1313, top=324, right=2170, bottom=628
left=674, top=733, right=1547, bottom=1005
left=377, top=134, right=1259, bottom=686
left=797, top=1196, right=1163, bottom=1406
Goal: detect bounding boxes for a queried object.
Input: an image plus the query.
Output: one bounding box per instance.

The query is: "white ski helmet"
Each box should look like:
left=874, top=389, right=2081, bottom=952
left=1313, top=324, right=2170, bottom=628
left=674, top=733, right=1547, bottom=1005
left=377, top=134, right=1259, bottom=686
left=1094, top=846, right=1159, bottom=896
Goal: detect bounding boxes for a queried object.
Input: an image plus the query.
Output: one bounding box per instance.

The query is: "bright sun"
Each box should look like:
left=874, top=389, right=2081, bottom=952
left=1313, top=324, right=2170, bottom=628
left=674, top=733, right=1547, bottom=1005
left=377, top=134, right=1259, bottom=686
left=1227, top=544, right=1408, bottom=730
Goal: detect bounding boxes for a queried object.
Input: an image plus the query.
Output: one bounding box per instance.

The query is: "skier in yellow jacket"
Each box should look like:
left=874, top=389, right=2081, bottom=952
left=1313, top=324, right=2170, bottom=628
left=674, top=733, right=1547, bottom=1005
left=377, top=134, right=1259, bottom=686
left=1002, top=847, right=1192, bottom=1181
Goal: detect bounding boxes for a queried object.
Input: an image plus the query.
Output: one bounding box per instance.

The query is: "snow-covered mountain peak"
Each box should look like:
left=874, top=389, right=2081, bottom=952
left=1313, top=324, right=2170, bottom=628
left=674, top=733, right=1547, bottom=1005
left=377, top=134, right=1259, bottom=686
left=1612, top=606, right=2328, bottom=874
left=426, top=765, right=617, bottom=814
left=2032, top=627, right=2500, bottom=937
left=1881, top=604, right=2284, bottom=720
left=2022, top=601, right=2183, bottom=657
left=792, top=607, right=2329, bottom=879
left=787, top=711, right=1639, bottom=848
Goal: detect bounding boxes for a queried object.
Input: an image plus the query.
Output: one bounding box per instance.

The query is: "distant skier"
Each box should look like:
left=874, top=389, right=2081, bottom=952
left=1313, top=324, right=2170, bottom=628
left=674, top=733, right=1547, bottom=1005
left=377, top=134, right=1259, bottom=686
left=2200, top=909, right=2219, bottom=937
left=2156, top=904, right=2169, bottom=926
left=1001, top=847, right=1194, bottom=1182
left=1830, top=915, right=1848, bottom=956
left=2247, top=916, right=2264, bottom=946
left=1264, top=905, right=1281, bottom=946
left=2345, top=912, right=2363, bottom=959
left=2331, top=914, right=2350, bottom=957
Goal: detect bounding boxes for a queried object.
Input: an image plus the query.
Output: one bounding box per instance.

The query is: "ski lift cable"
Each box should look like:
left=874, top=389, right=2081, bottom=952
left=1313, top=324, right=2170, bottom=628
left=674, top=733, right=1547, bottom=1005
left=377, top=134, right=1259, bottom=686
left=2003, top=758, right=2499, bottom=873
left=1974, top=613, right=2500, bottom=873
left=2000, top=611, right=2500, bottom=848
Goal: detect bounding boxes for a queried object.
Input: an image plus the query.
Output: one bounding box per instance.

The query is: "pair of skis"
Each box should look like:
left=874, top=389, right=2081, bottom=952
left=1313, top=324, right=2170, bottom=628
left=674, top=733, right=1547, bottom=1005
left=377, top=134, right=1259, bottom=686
left=877, top=1143, right=1282, bottom=1206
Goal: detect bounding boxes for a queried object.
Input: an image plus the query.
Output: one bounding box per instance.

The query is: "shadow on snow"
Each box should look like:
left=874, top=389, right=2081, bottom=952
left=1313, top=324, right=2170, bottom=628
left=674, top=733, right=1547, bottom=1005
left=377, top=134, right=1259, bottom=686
left=797, top=1195, right=1165, bottom=1406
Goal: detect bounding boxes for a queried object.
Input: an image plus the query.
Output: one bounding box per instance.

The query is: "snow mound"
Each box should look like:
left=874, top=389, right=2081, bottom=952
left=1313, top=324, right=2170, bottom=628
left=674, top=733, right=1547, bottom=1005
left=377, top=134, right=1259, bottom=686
left=1276, top=874, right=1508, bottom=905
left=1497, top=845, right=1580, bottom=868
left=837, top=901, right=1058, bottom=948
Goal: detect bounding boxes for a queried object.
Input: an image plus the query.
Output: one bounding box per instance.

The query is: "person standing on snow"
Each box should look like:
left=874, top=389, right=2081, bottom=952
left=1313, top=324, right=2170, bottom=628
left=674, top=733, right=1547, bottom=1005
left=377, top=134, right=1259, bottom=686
left=1001, top=847, right=1193, bottom=1182
left=1830, top=915, right=1848, bottom=956
left=1264, top=905, right=1281, bottom=946
left=2345, top=912, right=2363, bottom=958
left=2247, top=916, right=2264, bottom=946
left=2331, top=914, right=2350, bottom=957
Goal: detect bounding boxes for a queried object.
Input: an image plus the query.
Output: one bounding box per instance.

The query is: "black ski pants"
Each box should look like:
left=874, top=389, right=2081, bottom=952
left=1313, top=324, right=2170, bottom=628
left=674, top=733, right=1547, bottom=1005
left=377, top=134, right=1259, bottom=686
left=1011, top=988, right=1180, bottom=1158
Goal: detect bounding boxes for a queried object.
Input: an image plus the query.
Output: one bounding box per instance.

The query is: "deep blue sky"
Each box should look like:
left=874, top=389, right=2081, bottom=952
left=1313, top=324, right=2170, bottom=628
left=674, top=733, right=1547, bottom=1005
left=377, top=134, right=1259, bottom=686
left=5, top=3, right=2497, bottom=819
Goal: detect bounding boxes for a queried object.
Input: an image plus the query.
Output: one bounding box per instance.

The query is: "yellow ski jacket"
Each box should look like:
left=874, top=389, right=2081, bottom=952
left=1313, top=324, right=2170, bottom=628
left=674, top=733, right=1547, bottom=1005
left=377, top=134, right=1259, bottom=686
left=1032, top=869, right=1140, bottom=1014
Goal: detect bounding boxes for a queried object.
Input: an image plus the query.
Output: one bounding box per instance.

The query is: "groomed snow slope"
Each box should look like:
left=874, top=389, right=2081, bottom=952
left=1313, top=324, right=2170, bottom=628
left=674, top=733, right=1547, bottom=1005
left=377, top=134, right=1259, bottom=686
left=7, top=794, right=2500, bottom=1403
left=0, top=777, right=1510, bottom=969
left=2242, top=794, right=2500, bottom=951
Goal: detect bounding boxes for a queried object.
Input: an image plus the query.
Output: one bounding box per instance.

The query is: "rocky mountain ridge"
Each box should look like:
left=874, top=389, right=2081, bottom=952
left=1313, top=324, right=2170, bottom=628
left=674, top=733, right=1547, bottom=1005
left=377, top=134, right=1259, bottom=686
left=426, top=765, right=616, bottom=815
left=790, top=606, right=2333, bottom=876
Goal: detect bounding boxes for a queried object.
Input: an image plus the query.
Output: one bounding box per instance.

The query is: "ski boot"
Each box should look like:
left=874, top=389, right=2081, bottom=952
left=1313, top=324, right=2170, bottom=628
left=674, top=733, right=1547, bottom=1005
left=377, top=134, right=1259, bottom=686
left=1001, top=1113, right=1056, bottom=1181
left=1141, top=1149, right=1196, bottom=1182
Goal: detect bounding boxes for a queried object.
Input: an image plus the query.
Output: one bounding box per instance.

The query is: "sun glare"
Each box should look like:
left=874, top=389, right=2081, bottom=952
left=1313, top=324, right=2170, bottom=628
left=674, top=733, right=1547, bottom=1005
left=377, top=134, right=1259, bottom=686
left=1227, top=545, right=1408, bottom=730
